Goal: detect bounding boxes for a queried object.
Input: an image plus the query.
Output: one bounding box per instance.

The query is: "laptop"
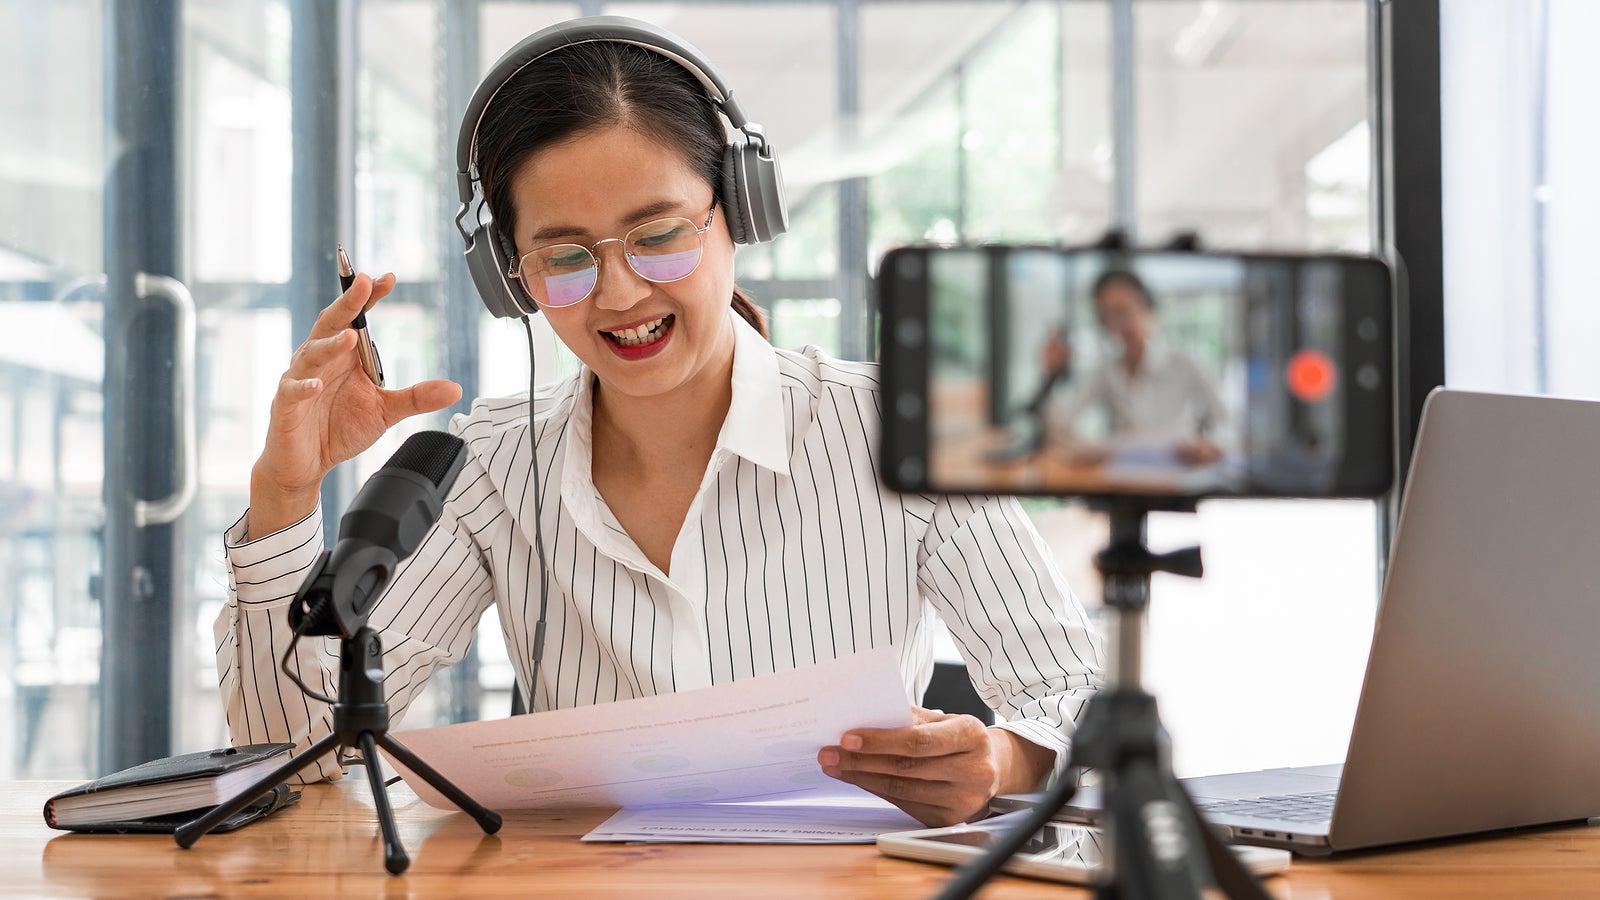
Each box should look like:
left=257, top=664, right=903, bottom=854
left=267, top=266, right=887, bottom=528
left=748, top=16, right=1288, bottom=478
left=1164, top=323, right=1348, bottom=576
left=998, top=388, right=1600, bottom=854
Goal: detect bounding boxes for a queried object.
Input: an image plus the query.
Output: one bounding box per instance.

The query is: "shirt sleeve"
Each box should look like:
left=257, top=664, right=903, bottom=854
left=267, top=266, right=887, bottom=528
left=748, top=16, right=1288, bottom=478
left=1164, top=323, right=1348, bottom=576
left=213, top=450, right=500, bottom=783
left=915, top=494, right=1107, bottom=786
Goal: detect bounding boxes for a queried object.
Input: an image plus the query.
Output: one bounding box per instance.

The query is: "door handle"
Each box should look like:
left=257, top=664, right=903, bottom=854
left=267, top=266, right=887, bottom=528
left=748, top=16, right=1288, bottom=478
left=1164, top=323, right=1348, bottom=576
left=131, top=272, right=198, bottom=527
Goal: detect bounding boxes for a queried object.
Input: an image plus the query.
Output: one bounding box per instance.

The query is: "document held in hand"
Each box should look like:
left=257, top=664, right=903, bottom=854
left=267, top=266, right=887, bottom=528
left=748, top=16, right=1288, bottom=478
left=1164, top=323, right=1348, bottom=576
left=43, top=743, right=296, bottom=831
left=390, top=647, right=916, bottom=810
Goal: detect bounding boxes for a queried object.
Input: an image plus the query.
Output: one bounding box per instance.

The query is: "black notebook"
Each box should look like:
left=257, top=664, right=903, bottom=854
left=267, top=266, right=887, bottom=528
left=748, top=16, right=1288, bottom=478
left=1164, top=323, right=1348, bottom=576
left=44, top=743, right=295, bottom=831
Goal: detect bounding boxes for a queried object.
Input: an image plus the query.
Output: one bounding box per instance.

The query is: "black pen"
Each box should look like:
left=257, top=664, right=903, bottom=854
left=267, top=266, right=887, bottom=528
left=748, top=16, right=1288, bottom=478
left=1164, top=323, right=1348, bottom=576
left=338, top=243, right=384, bottom=388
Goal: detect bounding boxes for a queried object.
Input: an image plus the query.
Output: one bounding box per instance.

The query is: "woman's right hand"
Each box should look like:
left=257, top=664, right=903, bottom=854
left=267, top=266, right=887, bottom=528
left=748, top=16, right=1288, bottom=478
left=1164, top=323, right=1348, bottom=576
left=247, top=273, right=463, bottom=538
left=1041, top=327, right=1073, bottom=376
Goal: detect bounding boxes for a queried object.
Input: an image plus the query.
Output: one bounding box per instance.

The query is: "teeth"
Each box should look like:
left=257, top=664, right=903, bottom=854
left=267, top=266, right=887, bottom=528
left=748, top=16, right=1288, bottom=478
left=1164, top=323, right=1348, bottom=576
left=606, top=316, right=669, bottom=348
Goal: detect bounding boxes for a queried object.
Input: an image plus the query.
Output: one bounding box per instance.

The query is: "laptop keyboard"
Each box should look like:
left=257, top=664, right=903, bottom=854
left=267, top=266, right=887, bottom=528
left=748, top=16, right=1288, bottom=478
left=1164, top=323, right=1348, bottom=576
left=1191, top=790, right=1337, bottom=823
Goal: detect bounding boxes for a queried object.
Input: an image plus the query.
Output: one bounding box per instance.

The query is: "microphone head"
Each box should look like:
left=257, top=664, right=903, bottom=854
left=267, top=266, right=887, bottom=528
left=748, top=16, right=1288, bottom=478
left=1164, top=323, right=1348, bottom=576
left=384, top=431, right=468, bottom=490
left=297, top=431, right=468, bottom=637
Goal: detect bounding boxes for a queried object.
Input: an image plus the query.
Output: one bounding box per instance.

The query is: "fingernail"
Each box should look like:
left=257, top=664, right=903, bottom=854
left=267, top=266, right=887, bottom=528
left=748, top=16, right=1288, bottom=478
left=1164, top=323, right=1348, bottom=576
left=818, top=748, right=839, bottom=767
left=842, top=735, right=862, bottom=751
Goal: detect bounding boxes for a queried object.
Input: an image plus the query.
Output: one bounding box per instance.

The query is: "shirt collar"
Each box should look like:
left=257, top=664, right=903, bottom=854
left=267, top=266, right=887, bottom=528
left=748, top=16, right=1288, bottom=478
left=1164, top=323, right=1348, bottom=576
left=1110, top=337, right=1173, bottom=384
left=720, top=308, right=791, bottom=476
left=563, top=306, right=791, bottom=488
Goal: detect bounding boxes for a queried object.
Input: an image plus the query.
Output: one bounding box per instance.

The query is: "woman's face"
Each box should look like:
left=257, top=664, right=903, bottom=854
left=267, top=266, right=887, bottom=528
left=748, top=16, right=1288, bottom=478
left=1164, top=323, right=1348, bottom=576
left=1094, top=281, right=1154, bottom=354
left=508, top=124, right=736, bottom=405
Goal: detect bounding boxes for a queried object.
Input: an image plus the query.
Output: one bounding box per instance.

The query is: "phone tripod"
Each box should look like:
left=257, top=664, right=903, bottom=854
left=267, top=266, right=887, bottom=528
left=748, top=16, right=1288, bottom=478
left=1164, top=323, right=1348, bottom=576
left=936, top=502, right=1272, bottom=899
left=175, top=626, right=503, bottom=875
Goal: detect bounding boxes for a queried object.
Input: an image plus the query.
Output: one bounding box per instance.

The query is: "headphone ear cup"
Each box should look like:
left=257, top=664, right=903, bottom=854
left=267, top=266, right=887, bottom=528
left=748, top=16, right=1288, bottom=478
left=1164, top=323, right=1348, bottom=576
left=721, top=140, right=789, bottom=246
left=720, top=143, right=752, bottom=245
left=465, top=217, right=537, bottom=318
left=744, top=141, right=788, bottom=244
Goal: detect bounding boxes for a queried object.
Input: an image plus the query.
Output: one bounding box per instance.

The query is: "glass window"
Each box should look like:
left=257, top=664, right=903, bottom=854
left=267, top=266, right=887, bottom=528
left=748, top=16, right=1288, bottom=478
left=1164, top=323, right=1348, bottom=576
left=190, top=3, right=292, bottom=284
left=1135, top=1, right=1372, bottom=251
left=1, top=0, right=107, bottom=778
left=770, top=297, right=843, bottom=353
left=1441, top=0, right=1600, bottom=398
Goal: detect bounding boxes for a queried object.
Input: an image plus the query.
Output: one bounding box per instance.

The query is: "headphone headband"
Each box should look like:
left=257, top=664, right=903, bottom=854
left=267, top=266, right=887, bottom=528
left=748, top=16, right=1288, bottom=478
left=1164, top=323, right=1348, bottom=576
left=456, top=17, right=757, bottom=205
left=454, top=15, right=788, bottom=318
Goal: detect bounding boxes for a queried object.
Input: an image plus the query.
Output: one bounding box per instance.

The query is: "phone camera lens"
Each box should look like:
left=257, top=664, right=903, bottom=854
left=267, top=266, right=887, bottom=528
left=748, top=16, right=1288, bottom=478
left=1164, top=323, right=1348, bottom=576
left=897, top=458, right=925, bottom=485
left=1357, top=363, right=1381, bottom=390
left=896, top=394, right=924, bottom=419
left=896, top=319, right=925, bottom=347
left=1357, top=318, right=1380, bottom=342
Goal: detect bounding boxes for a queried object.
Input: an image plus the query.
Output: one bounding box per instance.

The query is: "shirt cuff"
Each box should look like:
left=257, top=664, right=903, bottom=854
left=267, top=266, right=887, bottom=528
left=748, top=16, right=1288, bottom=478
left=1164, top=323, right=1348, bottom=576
left=993, top=718, right=1073, bottom=791
left=224, top=506, right=324, bottom=607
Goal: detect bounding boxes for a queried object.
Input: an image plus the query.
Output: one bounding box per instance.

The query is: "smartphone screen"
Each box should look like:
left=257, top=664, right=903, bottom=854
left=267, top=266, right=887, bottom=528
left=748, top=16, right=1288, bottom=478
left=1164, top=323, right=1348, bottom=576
left=879, top=245, right=1394, bottom=499
left=916, top=821, right=1098, bottom=860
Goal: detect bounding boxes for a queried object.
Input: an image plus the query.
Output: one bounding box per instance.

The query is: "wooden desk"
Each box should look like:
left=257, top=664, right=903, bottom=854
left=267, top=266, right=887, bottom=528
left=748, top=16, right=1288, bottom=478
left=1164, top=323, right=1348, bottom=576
left=8, top=779, right=1600, bottom=897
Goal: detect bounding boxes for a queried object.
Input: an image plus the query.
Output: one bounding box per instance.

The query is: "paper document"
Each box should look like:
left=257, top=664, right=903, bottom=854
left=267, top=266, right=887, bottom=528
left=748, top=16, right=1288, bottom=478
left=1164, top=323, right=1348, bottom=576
left=390, top=646, right=914, bottom=810
left=582, top=795, right=922, bottom=844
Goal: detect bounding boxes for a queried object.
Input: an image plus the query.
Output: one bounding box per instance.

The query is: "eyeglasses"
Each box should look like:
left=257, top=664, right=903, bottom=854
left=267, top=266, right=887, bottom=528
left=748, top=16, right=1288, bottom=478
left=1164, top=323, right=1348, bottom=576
left=509, top=205, right=717, bottom=309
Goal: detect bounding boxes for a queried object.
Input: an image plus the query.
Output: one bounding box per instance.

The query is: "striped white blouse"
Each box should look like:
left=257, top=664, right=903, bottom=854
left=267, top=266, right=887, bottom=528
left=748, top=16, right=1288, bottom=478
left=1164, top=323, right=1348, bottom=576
left=215, top=310, right=1107, bottom=783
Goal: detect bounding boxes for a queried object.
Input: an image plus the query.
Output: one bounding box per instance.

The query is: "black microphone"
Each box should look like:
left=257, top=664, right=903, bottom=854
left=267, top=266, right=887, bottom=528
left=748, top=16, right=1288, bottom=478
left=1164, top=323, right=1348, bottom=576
left=1024, top=327, right=1073, bottom=417
left=289, top=431, right=468, bottom=638
left=1024, top=364, right=1072, bottom=417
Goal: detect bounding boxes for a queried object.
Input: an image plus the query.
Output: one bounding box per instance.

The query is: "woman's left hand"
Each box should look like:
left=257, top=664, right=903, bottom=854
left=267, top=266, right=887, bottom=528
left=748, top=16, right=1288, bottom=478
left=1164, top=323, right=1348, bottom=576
left=1174, top=436, right=1223, bottom=466
left=817, top=707, right=1054, bottom=827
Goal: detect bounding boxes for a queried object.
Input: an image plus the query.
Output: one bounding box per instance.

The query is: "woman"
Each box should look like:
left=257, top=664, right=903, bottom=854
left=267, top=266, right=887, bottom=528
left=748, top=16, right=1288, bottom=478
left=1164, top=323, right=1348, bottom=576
left=1045, top=269, right=1231, bottom=469
left=217, top=19, right=1103, bottom=828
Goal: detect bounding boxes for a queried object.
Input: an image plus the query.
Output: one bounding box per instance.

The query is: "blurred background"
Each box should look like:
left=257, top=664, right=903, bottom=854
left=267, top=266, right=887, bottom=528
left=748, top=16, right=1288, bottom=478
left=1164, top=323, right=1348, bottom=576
left=2, top=0, right=1587, bottom=781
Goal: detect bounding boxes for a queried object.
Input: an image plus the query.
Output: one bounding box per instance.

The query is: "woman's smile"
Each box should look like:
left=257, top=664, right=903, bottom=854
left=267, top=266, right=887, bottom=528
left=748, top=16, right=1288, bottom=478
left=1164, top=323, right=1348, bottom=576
left=600, top=313, right=676, bottom=360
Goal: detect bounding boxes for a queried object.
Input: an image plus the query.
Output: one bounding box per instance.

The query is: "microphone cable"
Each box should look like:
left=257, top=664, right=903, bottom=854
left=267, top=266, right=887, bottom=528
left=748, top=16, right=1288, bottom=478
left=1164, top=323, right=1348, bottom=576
left=279, top=556, right=403, bottom=782
left=281, top=597, right=337, bottom=705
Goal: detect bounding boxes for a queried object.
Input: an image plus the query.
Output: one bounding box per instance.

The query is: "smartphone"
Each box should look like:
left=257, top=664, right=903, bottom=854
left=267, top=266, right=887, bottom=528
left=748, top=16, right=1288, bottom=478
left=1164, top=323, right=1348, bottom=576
left=878, top=245, right=1394, bottom=500
left=876, top=815, right=1292, bottom=885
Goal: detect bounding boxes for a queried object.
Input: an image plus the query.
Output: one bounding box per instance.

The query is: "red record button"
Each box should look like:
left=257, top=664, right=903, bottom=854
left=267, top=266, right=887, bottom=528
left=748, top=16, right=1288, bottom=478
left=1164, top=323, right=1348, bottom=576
left=1287, top=349, right=1337, bottom=403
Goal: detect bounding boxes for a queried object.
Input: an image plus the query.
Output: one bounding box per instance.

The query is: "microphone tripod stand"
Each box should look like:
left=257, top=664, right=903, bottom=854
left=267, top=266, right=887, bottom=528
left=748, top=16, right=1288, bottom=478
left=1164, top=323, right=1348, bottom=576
left=175, top=625, right=503, bottom=874
left=936, top=502, right=1272, bottom=899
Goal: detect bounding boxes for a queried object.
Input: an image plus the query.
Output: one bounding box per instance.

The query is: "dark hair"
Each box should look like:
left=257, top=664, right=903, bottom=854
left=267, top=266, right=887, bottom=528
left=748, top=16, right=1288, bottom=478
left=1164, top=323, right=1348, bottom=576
left=1091, top=269, right=1155, bottom=314
left=474, top=39, right=768, bottom=339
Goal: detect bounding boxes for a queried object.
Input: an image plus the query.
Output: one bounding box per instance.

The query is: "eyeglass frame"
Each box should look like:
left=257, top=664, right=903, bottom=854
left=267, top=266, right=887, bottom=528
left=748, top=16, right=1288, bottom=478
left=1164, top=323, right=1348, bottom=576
left=507, top=203, right=719, bottom=309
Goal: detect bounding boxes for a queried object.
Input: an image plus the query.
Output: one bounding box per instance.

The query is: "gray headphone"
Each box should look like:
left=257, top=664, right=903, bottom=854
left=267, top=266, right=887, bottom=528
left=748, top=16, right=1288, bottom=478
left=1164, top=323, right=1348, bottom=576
left=453, top=16, right=789, bottom=319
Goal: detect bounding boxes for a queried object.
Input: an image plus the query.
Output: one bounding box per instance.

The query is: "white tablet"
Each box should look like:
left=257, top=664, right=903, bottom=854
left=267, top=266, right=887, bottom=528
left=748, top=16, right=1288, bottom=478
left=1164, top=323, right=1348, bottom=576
left=877, top=814, right=1291, bottom=886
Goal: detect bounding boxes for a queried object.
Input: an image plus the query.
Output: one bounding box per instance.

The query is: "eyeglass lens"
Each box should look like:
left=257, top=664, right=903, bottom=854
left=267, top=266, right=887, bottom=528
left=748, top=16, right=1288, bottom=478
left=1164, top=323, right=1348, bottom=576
left=522, top=216, right=704, bottom=307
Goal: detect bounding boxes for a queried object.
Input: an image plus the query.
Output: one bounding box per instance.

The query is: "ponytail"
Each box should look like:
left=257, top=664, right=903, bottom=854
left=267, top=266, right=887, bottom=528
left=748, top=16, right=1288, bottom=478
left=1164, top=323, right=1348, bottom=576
left=732, top=286, right=769, bottom=340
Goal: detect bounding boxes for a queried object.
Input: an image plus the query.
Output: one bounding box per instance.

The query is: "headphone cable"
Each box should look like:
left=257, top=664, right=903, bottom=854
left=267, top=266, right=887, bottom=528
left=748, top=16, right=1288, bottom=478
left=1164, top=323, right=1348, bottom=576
left=520, top=315, right=551, bottom=713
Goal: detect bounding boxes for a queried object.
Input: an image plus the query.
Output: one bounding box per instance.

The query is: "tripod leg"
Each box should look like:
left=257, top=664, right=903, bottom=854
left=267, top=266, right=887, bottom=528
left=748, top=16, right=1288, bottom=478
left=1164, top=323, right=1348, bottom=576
left=1102, top=758, right=1208, bottom=900
left=1102, top=758, right=1276, bottom=900
left=175, top=732, right=342, bottom=848
left=356, top=732, right=410, bottom=875
left=374, top=733, right=503, bottom=835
